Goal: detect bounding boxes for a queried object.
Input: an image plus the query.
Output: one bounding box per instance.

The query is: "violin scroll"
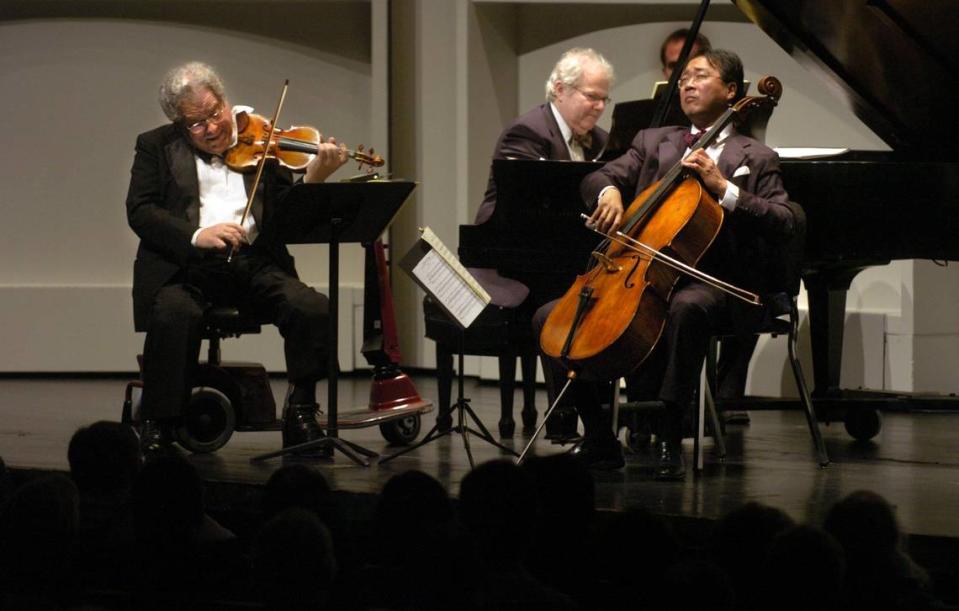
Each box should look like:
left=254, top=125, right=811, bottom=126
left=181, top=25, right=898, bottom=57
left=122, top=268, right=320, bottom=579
left=352, top=144, right=384, bottom=169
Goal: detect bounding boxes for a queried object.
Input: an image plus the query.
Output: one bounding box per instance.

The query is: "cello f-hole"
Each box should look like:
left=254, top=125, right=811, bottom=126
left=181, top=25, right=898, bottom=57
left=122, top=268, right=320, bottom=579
left=624, top=255, right=642, bottom=288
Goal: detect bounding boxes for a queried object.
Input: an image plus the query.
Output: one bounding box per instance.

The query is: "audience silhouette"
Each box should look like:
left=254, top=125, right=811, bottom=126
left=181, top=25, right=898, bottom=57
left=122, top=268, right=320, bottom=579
left=0, top=445, right=953, bottom=611
left=0, top=472, right=80, bottom=609
left=762, top=524, right=846, bottom=611
left=459, top=459, right=579, bottom=610
left=252, top=507, right=337, bottom=611
left=824, top=490, right=935, bottom=611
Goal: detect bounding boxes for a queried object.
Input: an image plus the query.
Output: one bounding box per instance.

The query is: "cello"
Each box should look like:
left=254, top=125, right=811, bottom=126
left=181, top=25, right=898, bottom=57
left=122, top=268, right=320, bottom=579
left=538, top=76, right=783, bottom=382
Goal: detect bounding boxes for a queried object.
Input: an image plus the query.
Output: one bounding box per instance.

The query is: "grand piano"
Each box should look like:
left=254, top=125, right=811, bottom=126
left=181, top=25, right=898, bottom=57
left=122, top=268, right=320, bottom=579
left=460, top=0, right=959, bottom=439
left=734, top=0, right=959, bottom=430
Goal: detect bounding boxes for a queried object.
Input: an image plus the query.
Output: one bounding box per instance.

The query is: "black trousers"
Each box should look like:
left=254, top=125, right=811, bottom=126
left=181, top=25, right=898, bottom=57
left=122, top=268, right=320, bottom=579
left=533, top=280, right=761, bottom=441
left=140, top=246, right=330, bottom=420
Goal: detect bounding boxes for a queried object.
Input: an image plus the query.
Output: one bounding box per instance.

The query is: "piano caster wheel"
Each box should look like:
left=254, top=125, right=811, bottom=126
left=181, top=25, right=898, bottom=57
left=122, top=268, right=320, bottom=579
left=844, top=408, right=882, bottom=442
left=521, top=408, right=537, bottom=437
left=380, top=415, right=422, bottom=446
left=499, top=418, right=515, bottom=438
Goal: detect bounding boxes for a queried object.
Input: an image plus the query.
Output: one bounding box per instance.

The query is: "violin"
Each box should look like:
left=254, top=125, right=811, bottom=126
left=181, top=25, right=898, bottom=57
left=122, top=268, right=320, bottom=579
left=225, top=111, right=384, bottom=173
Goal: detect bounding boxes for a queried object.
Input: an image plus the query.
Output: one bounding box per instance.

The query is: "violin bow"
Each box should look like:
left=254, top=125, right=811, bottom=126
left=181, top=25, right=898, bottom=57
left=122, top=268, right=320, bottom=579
left=228, top=79, right=289, bottom=263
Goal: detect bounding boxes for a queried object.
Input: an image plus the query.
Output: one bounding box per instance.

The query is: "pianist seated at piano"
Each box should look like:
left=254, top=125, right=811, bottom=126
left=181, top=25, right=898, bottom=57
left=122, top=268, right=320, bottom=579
left=534, top=49, right=794, bottom=476
left=468, top=47, right=614, bottom=440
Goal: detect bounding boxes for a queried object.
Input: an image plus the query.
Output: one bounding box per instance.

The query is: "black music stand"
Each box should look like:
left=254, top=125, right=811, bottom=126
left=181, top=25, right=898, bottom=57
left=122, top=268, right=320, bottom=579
left=379, top=235, right=518, bottom=468
left=251, top=180, right=416, bottom=466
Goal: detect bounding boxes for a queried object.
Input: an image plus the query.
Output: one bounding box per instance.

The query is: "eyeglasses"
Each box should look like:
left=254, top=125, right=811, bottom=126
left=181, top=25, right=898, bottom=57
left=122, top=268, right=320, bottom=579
left=184, top=104, right=225, bottom=134
left=677, top=70, right=720, bottom=88
left=574, top=86, right=611, bottom=105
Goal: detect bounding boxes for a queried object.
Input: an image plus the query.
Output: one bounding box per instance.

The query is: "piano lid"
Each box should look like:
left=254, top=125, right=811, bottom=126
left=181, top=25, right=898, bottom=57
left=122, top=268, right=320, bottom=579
left=732, top=0, right=959, bottom=159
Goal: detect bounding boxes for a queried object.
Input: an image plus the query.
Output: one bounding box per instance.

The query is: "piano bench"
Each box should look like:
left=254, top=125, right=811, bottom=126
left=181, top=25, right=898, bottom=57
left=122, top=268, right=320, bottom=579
left=423, top=296, right=538, bottom=438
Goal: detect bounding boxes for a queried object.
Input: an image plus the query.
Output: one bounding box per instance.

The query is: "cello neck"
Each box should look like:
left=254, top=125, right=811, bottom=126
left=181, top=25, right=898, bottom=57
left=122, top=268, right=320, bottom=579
left=621, top=106, right=737, bottom=233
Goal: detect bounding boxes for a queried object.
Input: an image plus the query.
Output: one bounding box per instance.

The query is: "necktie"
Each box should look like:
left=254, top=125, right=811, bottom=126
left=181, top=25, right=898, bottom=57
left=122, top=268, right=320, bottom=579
left=683, top=129, right=704, bottom=149
left=571, top=131, right=593, bottom=150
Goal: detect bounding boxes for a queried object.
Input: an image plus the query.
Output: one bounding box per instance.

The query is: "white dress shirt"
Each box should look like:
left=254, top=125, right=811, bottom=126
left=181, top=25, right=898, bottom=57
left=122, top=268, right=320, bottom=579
left=597, top=124, right=740, bottom=211
left=190, top=105, right=259, bottom=246
left=550, top=102, right=585, bottom=161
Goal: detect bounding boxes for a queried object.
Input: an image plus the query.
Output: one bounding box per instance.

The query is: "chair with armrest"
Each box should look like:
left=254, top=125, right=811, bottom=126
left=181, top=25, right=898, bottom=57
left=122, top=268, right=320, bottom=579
left=615, top=201, right=829, bottom=470
left=697, top=199, right=829, bottom=468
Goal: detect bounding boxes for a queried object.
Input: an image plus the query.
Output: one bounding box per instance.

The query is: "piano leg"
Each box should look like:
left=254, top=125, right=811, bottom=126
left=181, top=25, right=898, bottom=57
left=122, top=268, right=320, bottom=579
left=804, top=266, right=870, bottom=398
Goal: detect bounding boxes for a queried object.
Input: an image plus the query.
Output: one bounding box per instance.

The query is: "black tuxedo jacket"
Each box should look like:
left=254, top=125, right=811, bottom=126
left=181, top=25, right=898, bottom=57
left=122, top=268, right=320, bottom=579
left=474, top=103, right=609, bottom=224
left=126, top=124, right=297, bottom=331
left=581, top=125, right=793, bottom=298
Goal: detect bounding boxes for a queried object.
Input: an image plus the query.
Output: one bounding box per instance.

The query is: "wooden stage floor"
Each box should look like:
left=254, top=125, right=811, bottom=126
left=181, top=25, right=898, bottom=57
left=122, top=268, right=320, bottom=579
left=3, top=372, right=959, bottom=547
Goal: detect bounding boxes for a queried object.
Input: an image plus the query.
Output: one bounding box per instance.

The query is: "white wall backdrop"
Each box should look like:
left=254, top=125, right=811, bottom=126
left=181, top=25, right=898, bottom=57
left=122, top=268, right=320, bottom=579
left=0, top=17, right=373, bottom=371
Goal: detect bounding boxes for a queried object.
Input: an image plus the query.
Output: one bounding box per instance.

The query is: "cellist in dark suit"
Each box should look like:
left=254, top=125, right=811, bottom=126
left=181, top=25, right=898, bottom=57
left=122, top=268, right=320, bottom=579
left=471, top=48, right=613, bottom=440
left=535, top=49, right=794, bottom=477
left=126, top=61, right=348, bottom=458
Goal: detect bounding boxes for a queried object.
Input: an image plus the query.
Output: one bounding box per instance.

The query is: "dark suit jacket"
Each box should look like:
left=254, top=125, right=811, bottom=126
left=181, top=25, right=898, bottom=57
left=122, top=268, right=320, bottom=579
left=126, top=124, right=297, bottom=331
left=474, top=103, right=609, bottom=224
left=581, top=125, right=793, bottom=299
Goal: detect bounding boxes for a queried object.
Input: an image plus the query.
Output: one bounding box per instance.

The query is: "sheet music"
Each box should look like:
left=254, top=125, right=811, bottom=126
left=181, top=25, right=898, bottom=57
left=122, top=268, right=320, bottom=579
left=411, top=227, right=491, bottom=328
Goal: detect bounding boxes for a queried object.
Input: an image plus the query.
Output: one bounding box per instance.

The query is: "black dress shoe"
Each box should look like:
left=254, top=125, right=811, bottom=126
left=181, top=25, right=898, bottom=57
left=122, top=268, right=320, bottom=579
left=571, top=436, right=625, bottom=470
left=282, top=402, right=332, bottom=458
left=655, top=439, right=686, bottom=481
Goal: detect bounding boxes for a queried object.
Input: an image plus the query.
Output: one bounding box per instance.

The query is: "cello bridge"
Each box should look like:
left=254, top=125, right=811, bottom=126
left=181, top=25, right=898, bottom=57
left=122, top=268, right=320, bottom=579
left=591, top=251, right=621, bottom=273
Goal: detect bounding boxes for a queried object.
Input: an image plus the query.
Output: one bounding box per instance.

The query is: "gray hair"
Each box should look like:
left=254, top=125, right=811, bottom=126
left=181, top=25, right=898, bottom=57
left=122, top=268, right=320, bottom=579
left=158, top=62, right=226, bottom=122
left=545, top=48, right=615, bottom=101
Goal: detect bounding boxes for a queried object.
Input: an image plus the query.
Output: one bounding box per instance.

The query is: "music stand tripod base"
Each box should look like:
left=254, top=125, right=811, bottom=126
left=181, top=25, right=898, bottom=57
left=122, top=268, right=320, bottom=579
left=252, top=433, right=378, bottom=466
left=380, top=337, right=518, bottom=468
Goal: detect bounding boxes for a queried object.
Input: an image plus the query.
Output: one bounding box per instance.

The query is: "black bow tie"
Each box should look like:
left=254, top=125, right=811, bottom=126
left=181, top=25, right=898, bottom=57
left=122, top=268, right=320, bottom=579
left=571, top=131, right=593, bottom=150
left=682, top=129, right=705, bottom=149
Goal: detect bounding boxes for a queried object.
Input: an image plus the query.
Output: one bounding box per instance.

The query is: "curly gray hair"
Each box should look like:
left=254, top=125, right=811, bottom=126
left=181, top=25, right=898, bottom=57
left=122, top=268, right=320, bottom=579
left=158, top=62, right=226, bottom=122
left=545, top=48, right=615, bottom=101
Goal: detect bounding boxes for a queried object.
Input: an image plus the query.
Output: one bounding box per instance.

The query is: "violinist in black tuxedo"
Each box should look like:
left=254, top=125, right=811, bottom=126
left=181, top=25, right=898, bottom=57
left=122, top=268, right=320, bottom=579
left=126, top=61, right=348, bottom=458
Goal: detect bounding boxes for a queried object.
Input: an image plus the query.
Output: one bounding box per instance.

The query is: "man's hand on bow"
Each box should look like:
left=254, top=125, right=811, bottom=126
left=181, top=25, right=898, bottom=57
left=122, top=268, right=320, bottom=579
left=588, top=188, right=624, bottom=235
left=196, top=222, right=247, bottom=251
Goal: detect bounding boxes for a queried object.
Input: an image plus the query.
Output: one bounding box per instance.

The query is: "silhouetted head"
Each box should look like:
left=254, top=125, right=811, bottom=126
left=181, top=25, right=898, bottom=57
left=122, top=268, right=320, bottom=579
left=824, top=489, right=902, bottom=558
left=68, top=421, right=141, bottom=495
left=262, top=463, right=333, bottom=522
left=459, top=460, right=539, bottom=561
